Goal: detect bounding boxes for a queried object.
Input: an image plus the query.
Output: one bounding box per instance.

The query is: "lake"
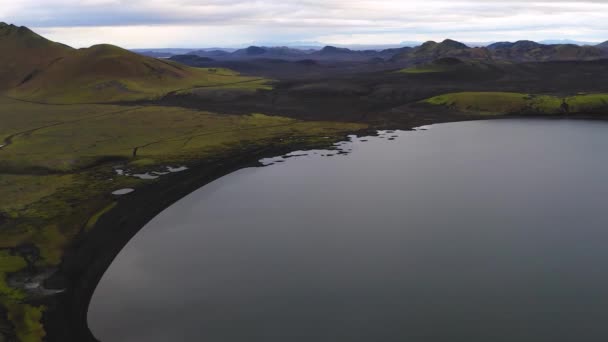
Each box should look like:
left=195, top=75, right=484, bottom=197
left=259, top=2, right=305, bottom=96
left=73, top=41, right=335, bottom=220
left=88, top=119, right=608, bottom=342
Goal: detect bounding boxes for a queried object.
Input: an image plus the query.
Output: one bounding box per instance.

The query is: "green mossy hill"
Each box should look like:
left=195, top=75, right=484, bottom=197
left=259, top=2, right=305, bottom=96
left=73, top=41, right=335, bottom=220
left=8, top=43, right=268, bottom=104
left=392, top=39, right=491, bottom=62
left=0, top=23, right=73, bottom=90
left=0, top=24, right=270, bottom=104
left=423, top=92, right=608, bottom=115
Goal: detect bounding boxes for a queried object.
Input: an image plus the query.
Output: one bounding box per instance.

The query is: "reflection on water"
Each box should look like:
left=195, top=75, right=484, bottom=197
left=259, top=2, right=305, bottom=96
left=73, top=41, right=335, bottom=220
left=90, top=119, right=608, bottom=342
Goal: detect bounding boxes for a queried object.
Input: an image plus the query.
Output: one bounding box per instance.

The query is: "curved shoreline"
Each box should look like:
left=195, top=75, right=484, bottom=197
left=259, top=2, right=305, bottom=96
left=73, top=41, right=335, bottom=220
left=40, top=136, right=375, bottom=342
left=38, top=113, right=608, bottom=341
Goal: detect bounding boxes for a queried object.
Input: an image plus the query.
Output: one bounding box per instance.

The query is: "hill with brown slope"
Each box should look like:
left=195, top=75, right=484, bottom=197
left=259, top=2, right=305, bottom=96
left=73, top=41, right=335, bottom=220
left=1, top=24, right=268, bottom=104
left=0, top=22, right=73, bottom=90
left=390, top=39, right=606, bottom=64
left=391, top=39, right=492, bottom=63
left=487, top=41, right=605, bottom=61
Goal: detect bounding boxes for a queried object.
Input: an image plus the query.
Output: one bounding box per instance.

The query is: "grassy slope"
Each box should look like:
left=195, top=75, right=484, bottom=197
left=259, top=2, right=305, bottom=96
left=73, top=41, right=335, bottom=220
left=422, top=92, right=608, bottom=115
left=0, top=23, right=72, bottom=91
left=1, top=24, right=270, bottom=104
left=7, top=44, right=268, bottom=104
left=0, top=97, right=366, bottom=340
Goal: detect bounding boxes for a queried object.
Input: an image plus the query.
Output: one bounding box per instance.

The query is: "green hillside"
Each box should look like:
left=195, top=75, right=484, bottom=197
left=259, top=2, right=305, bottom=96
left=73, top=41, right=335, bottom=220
left=7, top=44, right=268, bottom=104
left=0, top=23, right=73, bottom=90
left=423, top=92, right=608, bottom=115
left=392, top=40, right=492, bottom=62
left=0, top=24, right=269, bottom=104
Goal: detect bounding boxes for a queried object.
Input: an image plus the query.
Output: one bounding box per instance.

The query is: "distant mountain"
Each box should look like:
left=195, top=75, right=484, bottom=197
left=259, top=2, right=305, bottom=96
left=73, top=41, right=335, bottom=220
left=134, top=50, right=176, bottom=58
left=188, top=46, right=313, bottom=60
left=183, top=39, right=608, bottom=64
left=1, top=23, right=253, bottom=104
left=597, top=41, right=608, bottom=50
left=131, top=48, right=198, bottom=58
left=392, top=39, right=491, bottom=62
left=411, top=39, right=469, bottom=56
left=170, top=55, right=215, bottom=64
left=487, top=40, right=541, bottom=51
left=488, top=40, right=605, bottom=61
left=188, top=45, right=402, bottom=62
left=187, top=49, right=232, bottom=58
left=310, top=46, right=380, bottom=61
left=0, top=22, right=73, bottom=89
left=232, top=46, right=312, bottom=59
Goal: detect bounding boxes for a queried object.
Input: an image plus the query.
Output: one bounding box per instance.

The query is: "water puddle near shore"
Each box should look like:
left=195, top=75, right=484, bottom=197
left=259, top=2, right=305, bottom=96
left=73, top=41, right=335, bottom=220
left=91, top=119, right=608, bottom=342
left=114, top=165, right=189, bottom=180
left=111, top=188, right=135, bottom=196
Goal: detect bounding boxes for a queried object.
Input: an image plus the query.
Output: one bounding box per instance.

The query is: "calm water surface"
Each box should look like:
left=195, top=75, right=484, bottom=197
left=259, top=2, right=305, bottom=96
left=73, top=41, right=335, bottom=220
left=89, top=119, right=608, bottom=342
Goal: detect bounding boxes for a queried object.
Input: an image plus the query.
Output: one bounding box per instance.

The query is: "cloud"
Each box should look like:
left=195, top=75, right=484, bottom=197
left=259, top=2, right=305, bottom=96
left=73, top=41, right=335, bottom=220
left=3, top=0, right=607, bottom=47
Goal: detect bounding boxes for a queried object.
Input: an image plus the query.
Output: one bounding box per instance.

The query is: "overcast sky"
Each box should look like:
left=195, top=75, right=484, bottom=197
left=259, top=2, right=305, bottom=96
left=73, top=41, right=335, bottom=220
left=2, top=0, right=607, bottom=48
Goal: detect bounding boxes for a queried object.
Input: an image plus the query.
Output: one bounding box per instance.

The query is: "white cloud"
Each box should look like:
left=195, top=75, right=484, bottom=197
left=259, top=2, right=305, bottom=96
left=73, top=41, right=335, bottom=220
left=4, top=0, right=608, bottom=47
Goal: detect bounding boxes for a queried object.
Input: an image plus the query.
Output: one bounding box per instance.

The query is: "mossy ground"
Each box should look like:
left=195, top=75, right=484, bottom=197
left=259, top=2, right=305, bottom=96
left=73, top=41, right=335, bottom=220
left=398, top=66, right=445, bottom=74
left=0, top=251, right=45, bottom=342
left=0, top=97, right=366, bottom=341
left=422, top=92, right=608, bottom=115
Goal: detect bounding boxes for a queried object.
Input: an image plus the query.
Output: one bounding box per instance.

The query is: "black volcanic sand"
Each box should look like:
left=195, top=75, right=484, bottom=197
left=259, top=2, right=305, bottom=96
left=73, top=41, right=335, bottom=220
left=142, top=59, right=608, bottom=123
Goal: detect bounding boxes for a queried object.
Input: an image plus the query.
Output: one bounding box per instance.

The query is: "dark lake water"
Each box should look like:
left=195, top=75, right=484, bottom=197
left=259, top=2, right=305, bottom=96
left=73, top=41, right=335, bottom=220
left=89, top=119, right=608, bottom=342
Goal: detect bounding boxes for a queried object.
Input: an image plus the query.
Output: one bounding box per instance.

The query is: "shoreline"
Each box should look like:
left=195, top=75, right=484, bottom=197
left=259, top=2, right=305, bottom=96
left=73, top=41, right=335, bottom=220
left=37, top=113, right=608, bottom=341
left=40, top=134, right=375, bottom=342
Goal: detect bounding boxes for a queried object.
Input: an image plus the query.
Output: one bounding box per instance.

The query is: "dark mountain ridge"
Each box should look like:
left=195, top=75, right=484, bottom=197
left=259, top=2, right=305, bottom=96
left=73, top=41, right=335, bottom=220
left=488, top=40, right=604, bottom=61
left=182, top=38, right=608, bottom=64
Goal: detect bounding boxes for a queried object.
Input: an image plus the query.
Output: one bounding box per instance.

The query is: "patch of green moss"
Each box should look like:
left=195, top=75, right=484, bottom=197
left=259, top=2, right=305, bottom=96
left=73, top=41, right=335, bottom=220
left=0, top=251, right=27, bottom=302
left=6, top=303, right=46, bottom=342
left=85, top=202, right=116, bottom=232
left=0, top=253, right=41, bottom=342
left=398, top=66, right=445, bottom=74
left=0, top=175, right=75, bottom=216
left=566, top=94, right=608, bottom=112
left=423, top=92, right=608, bottom=115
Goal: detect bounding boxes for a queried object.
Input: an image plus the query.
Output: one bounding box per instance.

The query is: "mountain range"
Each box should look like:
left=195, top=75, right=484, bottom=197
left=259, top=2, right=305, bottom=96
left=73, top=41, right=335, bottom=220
left=178, top=39, right=608, bottom=63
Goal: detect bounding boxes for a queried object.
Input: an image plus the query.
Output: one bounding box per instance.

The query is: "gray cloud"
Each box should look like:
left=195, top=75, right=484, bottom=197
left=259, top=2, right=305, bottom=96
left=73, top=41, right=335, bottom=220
left=3, top=1, right=607, bottom=47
